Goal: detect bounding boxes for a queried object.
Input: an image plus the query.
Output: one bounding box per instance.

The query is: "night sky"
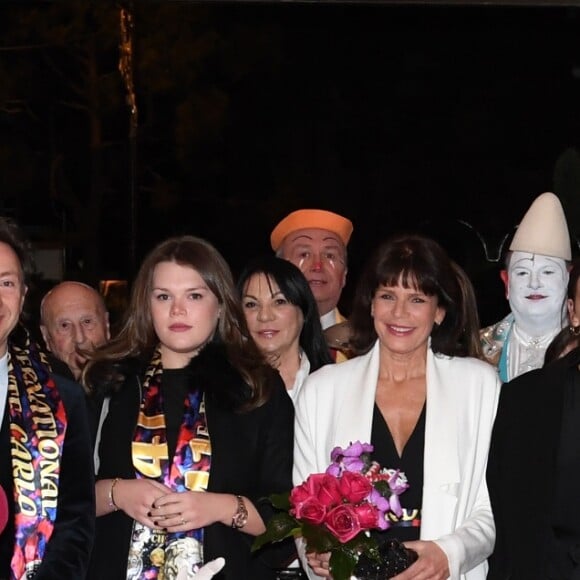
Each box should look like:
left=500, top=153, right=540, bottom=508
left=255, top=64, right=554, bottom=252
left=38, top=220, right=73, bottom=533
left=1, top=1, right=579, bottom=325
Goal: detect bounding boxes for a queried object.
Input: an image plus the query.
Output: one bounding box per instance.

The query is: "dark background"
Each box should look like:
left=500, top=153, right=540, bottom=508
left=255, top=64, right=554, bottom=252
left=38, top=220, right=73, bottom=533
left=1, top=1, right=580, bottom=326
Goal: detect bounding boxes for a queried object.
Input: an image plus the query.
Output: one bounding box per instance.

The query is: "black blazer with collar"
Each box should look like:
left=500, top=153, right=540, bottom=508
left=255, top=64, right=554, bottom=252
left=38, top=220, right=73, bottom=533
left=487, top=347, right=580, bottom=580
left=0, top=373, right=95, bottom=580
left=89, top=343, right=295, bottom=580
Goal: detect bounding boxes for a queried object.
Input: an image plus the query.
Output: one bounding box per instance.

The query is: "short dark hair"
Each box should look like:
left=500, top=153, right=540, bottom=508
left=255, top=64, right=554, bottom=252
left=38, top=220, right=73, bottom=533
left=237, top=256, right=333, bottom=372
left=350, top=234, right=482, bottom=359
left=0, top=216, right=35, bottom=286
left=544, top=257, right=580, bottom=364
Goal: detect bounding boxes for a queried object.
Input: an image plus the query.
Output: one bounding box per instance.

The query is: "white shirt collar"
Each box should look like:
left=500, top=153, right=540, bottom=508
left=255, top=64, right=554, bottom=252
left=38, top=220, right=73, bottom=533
left=287, top=351, right=311, bottom=403
left=320, top=309, right=339, bottom=330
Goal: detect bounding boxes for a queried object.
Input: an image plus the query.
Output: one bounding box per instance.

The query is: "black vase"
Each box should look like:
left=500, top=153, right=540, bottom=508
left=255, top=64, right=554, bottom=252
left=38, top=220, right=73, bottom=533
left=353, top=539, right=418, bottom=579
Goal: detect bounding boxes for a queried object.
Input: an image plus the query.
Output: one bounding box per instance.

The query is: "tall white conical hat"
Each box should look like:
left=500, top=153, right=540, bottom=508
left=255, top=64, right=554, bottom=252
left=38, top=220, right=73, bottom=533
left=509, top=192, right=571, bottom=260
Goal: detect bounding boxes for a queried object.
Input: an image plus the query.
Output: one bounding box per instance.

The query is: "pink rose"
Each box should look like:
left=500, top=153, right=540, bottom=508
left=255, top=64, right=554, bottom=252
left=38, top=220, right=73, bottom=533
left=293, top=496, right=327, bottom=524
left=316, top=474, right=342, bottom=507
left=338, top=471, right=372, bottom=504
left=325, top=504, right=361, bottom=543
left=290, top=473, right=326, bottom=510
left=290, top=481, right=314, bottom=508
left=353, top=503, right=379, bottom=530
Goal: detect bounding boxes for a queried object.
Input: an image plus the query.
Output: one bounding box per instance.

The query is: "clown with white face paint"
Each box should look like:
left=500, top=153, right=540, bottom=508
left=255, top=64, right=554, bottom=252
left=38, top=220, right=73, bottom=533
left=507, top=252, right=568, bottom=333
left=481, top=192, right=572, bottom=382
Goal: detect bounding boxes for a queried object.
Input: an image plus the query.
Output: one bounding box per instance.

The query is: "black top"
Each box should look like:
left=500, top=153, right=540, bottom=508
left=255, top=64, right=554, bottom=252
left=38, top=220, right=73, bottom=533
left=0, top=373, right=95, bottom=580
left=487, top=347, right=580, bottom=580
left=162, top=368, right=190, bottom=461
left=370, top=403, right=424, bottom=543
left=547, top=369, right=580, bottom=578
left=89, top=344, right=294, bottom=580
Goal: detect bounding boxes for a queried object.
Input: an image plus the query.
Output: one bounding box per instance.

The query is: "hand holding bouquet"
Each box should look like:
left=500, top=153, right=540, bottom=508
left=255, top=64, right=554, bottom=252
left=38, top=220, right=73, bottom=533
left=253, top=441, right=416, bottom=580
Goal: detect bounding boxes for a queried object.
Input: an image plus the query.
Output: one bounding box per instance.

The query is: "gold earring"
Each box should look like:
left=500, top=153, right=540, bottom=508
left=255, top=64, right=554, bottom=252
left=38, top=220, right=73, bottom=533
left=570, top=325, right=580, bottom=337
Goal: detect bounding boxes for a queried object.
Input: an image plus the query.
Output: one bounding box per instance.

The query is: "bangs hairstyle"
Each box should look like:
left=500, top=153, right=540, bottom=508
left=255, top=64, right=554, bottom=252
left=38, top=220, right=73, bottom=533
left=237, top=256, right=332, bottom=372
left=350, top=234, right=482, bottom=359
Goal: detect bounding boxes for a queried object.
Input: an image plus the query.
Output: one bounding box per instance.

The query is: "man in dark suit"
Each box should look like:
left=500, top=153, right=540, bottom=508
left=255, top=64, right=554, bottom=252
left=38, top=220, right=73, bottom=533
left=0, top=216, right=94, bottom=579
left=487, top=347, right=580, bottom=579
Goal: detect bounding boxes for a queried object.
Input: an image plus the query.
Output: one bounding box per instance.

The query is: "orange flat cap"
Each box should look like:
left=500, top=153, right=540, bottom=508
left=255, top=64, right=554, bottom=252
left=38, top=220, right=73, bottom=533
left=270, top=209, right=353, bottom=252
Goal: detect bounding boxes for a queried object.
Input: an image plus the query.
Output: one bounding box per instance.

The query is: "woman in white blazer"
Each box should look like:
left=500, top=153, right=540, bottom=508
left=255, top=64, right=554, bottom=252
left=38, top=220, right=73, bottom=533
left=294, top=234, right=500, bottom=580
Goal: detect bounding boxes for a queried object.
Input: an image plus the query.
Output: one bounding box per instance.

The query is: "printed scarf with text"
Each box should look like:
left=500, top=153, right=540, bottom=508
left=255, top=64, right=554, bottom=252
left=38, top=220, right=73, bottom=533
left=7, top=332, right=66, bottom=579
left=127, top=348, right=211, bottom=580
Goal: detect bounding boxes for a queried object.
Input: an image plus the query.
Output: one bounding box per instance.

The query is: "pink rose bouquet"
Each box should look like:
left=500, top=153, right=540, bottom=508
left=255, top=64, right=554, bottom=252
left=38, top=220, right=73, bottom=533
left=252, top=441, right=409, bottom=580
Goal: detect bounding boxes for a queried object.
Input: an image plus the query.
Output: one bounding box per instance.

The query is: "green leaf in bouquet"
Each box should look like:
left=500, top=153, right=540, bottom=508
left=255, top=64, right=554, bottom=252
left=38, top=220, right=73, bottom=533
left=269, top=491, right=291, bottom=511
left=329, top=545, right=358, bottom=580
left=301, top=522, right=339, bottom=554
left=373, top=480, right=390, bottom=496
left=251, top=512, right=299, bottom=552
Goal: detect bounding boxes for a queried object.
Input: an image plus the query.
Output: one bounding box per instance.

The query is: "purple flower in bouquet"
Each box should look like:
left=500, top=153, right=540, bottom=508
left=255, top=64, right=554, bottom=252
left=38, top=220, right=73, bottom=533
left=327, top=440, right=374, bottom=476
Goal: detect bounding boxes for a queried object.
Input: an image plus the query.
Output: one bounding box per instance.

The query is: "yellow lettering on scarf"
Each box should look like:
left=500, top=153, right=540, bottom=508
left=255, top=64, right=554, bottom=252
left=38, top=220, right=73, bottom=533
left=11, top=425, right=37, bottom=515
left=11, top=425, right=31, bottom=459
left=38, top=439, right=59, bottom=460
left=39, top=460, right=59, bottom=506
left=132, top=436, right=169, bottom=478
left=28, top=388, right=61, bottom=513
left=12, top=458, right=37, bottom=516
left=137, top=413, right=166, bottom=430
left=13, top=458, right=35, bottom=483
left=189, top=438, right=211, bottom=463
left=11, top=437, right=30, bottom=461
left=39, top=441, right=60, bottom=511
left=185, top=471, right=209, bottom=491
left=33, top=413, right=58, bottom=436
left=7, top=376, right=22, bottom=413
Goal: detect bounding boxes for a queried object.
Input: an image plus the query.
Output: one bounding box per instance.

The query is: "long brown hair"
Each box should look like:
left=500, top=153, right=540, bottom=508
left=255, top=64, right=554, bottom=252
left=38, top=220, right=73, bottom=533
left=85, top=235, right=273, bottom=409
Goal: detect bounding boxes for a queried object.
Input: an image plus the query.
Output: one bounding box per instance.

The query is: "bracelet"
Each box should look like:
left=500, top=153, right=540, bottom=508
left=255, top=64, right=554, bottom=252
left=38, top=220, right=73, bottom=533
left=231, top=495, right=248, bottom=529
left=108, top=478, right=121, bottom=512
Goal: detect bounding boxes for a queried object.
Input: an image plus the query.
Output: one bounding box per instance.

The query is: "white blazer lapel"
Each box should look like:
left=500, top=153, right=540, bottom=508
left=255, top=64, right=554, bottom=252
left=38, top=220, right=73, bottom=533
left=333, top=341, right=381, bottom=451
left=421, top=350, right=461, bottom=539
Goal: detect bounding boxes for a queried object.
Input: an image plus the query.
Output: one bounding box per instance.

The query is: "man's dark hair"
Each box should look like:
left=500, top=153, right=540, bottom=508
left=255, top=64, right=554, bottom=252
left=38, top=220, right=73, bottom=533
left=0, top=216, right=35, bottom=286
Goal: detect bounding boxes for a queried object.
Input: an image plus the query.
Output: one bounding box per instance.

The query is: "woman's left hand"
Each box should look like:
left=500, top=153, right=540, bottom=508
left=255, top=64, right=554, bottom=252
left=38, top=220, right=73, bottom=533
left=149, top=491, right=232, bottom=532
left=390, top=540, right=449, bottom=580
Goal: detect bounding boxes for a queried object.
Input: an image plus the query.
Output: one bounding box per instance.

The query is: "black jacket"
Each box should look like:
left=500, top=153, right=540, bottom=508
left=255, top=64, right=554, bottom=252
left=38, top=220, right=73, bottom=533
left=487, top=348, right=580, bottom=580
left=88, top=344, right=295, bottom=580
left=0, top=372, right=96, bottom=580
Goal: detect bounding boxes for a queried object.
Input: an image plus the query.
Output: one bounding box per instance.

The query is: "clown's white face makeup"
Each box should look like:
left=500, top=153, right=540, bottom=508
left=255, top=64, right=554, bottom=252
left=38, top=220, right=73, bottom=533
left=506, top=251, right=568, bottom=336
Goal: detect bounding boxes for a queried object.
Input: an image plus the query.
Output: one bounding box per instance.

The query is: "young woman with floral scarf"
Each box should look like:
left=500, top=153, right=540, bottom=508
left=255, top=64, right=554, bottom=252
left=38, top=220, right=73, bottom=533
left=85, top=235, right=294, bottom=580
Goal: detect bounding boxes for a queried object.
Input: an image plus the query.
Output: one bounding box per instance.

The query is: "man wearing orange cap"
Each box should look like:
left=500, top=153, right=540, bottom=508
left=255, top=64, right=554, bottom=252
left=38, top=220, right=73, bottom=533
left=271, top=209, right=353, bottom=362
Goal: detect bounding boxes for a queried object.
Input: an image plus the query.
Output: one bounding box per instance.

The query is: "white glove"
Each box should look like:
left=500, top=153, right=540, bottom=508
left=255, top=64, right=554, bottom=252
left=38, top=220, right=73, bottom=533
left=178, top=558, right=225, bottom=580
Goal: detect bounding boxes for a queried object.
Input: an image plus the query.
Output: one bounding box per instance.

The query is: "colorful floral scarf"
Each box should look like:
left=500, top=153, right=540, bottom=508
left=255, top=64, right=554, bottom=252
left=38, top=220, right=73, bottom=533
left=7, top=331, right=66, bottom=579
left=127, top=348, right=211, bottom=580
